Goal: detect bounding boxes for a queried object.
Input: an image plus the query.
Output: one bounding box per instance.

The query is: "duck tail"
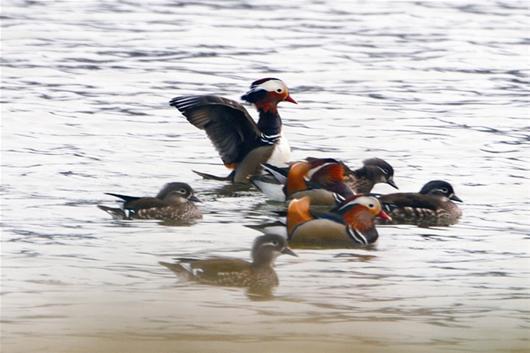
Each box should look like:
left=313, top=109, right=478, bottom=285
left=262, top=163, right=289, bottom=184
left=97, top=205, right=127, bottom=220
left=159, top=261, right=194, bottom=280
left=192, top=169, right=234, bottom=181
left=105, top=193, right=140, bottom=203
left=287, top=197, right=313, bottom=237
left=250, top=175, right=286, bottom=201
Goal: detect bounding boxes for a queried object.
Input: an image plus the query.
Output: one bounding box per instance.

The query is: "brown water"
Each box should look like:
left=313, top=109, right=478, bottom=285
left=1, top=1, right=529, bottom=352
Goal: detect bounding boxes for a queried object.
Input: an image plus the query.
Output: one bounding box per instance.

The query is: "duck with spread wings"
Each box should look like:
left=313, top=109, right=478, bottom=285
left=170, top=78, right=297, bottom=184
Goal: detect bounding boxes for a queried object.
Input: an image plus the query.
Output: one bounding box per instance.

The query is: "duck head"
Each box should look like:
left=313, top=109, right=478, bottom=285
left=349, top=158, right=398, bottom=192
left=157, top=182, right=201, bottom=203
left=362, top=158, right=398, bottom=189
left=334, top=195, right=392, bottom=223
left=241, top=78, right=297, bottom=112
left=306, top=158, right=352, bottom=182
left=252, top=233, right=297, bottom=266
left=285, top=161, right=313, bottom=196
left=305, top=158, right=354, bottom=198
left=419, top=180, right=462, bottom=202
left=333, top=195, right=391, bottom=245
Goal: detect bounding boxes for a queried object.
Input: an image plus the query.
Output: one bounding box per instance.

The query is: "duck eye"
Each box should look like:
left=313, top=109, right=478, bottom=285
left=276, top=89, right=282, bottom=93
left=440, top=188, right=448, bottom=193
left=178, top=189, right=186, bottom=194
left=272, top=240, right=278, bottom=246
left=369, top=204, right=374, bottom=208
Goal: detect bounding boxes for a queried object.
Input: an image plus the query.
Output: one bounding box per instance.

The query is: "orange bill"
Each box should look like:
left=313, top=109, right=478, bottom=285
left=377, top=210, right=392, bottom=221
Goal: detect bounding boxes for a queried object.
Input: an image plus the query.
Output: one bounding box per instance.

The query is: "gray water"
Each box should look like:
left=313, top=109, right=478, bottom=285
left=1, top=1, right=529, bottom=352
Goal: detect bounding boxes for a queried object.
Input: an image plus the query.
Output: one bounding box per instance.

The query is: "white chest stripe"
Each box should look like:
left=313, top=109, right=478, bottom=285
left=347, top=226, right=368, bottom=245
left=260, top=132, right=281, bottom=144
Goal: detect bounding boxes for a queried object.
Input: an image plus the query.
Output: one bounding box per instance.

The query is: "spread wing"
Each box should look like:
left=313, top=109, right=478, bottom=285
left=170, top=95, right=262, bottom=165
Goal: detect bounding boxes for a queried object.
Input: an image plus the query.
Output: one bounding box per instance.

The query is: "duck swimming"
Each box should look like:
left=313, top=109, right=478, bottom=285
left=98, top=182, right=202, bottom=223
left=286, top=195, right=391, bottom=249
left=251, top=158, right=354, bottom=205
left=159, top=233, right=297, bottom=293
left=376, top=180, right=463, bottom=227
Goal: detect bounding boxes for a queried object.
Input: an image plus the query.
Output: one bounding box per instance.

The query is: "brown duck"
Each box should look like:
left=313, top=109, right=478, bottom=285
left=159, top=234, right=297, bottom=292
left=377, top=180, right=463, bottom=227
left=98, top=182, right=202, bottom=223
left=345, top=158, right=398, bottom=193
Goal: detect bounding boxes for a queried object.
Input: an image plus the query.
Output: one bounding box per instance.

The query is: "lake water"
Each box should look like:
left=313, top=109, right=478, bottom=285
left=1, top=1, right=529, bottom=352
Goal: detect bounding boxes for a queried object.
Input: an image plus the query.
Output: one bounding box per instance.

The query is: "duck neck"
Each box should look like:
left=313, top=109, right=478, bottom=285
left=252, top=254, right=275, bottom=269
left=350, top=167, right=375, bottom=194
left=257, top=108, right=282, bottom=141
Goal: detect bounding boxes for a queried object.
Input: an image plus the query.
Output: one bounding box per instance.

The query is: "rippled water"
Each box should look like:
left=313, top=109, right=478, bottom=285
left=2, top=1, right=529, bottom=352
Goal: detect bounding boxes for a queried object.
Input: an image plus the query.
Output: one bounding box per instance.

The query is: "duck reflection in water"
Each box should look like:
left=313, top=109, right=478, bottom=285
left=160, top=233, right=297, bottom=298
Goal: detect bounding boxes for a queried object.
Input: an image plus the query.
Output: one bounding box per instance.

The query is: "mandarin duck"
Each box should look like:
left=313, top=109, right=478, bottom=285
left=98, top=182, right=202, bottom=223
left=377, top=180, right=463, bottom=227
left=170, top=78, right=296, bottom=183
left=286, top=195, right=391, bottom=249
left=345, top=158, right=398, bottom=193
left=251, top=158, right=354, bottom=206
left=159, top=233, right=297, bottom=293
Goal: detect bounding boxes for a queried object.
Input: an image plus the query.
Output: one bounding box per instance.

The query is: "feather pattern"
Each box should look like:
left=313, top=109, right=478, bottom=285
left=170, top=95, right=262, bottom=165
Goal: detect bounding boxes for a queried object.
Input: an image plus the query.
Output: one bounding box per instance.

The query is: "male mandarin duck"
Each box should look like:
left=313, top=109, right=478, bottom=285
left=345, top=158, right=398, bottom=193
left=251, top=158, right=354, bottom=206
left=376, top=180, right=463, bottom=227
left=98, top=182, right=202, bottom=223
left=159, top=233, right=297, bottom=293
left=286, top=195, right=391, bottom=249
left=170, top=78, right=296, bottom=183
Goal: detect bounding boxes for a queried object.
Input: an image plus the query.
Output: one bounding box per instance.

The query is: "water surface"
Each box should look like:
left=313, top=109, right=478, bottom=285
left=1, top=1, right=529, bottom=352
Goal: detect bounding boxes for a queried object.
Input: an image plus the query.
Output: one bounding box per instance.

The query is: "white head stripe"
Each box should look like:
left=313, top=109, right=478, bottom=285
left=306, top=162, right=334, bottom=179
left=256, top=79, right=287, bottom=92
left=375, top=166, right=388, bottom=175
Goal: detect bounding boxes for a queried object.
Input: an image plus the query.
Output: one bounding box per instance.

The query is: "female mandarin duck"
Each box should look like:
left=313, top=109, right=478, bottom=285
left=376, top=180, right=463, bottom=227
left=345, top=158, right=398, bottom=193
left=170, top=78, right=296, bottom=184
left=159, top=233, right=297, bottom=294
left=98, top=182, right=202, bottom=223
left=286, top=195, right=391, bottom=249
left=251, top=158, right=354, bottom=205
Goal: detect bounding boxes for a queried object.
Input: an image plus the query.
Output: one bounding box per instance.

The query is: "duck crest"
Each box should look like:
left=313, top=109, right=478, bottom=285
left=310, top=161, right=347, bottom=185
